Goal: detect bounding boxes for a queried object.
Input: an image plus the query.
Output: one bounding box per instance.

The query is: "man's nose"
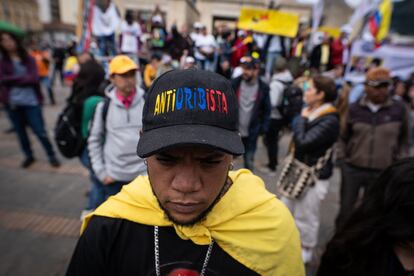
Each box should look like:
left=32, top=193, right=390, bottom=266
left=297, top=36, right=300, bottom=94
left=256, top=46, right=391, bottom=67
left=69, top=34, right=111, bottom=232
left=171, top=165, right=201, bottom=194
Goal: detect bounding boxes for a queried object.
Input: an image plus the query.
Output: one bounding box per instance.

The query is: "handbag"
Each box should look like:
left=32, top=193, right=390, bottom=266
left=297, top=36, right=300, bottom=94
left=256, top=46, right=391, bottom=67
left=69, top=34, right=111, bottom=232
left=276, top=147, right=332, bottom=199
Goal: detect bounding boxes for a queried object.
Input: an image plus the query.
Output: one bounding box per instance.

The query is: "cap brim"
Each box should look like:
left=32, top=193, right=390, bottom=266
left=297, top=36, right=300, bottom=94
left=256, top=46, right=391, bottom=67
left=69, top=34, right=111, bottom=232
left=366, top=80, right=391, bottom=86
left=110, top=65, right=138, bottom=75
left=137, top=125, right=245, bottom=158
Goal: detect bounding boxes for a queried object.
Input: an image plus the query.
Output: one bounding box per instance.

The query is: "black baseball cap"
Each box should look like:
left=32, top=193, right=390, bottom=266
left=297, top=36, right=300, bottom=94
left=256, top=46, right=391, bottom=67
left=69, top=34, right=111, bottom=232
left=137, top=69, right=244, bottom=158
left=240, top=55, right=259, bottom=68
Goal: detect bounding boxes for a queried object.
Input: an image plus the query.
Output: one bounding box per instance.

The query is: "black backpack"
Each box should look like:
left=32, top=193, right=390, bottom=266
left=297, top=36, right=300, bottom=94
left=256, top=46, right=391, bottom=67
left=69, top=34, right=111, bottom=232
left=279, top=84, right=304, bottom=126
left=54, top=98, right=111, bottom=158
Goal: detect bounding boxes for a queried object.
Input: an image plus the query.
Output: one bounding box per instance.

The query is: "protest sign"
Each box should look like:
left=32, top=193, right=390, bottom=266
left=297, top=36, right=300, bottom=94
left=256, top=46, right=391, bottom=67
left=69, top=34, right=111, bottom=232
left=237, top=7, right=299, bottom=38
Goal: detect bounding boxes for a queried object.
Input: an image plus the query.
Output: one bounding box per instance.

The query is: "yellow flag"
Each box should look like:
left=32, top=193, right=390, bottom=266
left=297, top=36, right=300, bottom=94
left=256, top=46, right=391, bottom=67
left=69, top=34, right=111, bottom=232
left=376, top=0, right=392, bottom=42
left=237, top=7, right=299, bottom=38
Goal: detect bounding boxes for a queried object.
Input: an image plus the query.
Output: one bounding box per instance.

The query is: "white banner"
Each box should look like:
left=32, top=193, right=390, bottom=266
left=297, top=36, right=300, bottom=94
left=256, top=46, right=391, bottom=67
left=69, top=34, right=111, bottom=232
left=345, top=40, right=414, bottom=83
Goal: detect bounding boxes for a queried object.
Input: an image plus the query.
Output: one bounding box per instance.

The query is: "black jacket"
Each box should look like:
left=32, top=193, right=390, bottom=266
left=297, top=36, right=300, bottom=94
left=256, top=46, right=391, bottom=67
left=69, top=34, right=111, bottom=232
left=293, top=113, right=340, bottom=179
left=231, top=77, right=271, bottom=143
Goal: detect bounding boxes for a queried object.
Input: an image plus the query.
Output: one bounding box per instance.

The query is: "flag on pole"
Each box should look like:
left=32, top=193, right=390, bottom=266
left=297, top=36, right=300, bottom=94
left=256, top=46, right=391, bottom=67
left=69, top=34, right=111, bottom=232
left=76, top=0, right=95, bottom=53
left=368, top=0, right=392, bottom=44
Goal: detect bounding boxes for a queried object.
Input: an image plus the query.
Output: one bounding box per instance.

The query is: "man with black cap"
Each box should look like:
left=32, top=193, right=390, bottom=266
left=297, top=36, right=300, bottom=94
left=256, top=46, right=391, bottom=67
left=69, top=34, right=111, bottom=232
left=67, top=69, right=304, bottom=275
left=232, top=55, right=271, bottom=171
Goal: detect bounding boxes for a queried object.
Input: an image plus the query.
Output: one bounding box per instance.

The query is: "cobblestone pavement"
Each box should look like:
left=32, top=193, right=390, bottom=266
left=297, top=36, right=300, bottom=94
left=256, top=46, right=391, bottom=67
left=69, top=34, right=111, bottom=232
left=0, top=83, right=340, bottom=276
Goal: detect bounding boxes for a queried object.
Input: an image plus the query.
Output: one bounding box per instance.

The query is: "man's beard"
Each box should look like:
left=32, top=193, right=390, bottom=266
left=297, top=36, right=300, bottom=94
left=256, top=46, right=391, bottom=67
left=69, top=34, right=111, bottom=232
left=242, top=75, right=253, bottom=83
left=147, top=168, right=231, bottom=227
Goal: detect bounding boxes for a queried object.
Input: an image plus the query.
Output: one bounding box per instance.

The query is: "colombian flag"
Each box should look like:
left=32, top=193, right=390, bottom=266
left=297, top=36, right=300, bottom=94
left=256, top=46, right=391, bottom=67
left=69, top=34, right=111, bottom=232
left=368, top=0, right=392, bottom=45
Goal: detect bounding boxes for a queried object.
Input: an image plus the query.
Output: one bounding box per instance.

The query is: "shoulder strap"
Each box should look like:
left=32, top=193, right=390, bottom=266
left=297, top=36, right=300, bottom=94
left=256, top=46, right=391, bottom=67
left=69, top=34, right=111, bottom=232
left=101, top=97, right=111, bottom=136
left=313, top=147, right=333, bottom=172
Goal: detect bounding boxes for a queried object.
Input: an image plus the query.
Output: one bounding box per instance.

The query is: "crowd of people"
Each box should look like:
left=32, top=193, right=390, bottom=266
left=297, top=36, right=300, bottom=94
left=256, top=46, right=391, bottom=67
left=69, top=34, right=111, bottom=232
left=1, top=7, right=414, bottom=275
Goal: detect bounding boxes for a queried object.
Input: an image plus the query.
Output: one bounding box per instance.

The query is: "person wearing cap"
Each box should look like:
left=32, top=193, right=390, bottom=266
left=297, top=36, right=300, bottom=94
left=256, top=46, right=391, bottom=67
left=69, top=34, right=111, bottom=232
left=232, top=56, right=271, bottom=171
left=194, top=26, right=218, bottom=71
left=190, top=22, right=203, bottom=45
left=336, top=67, right=411, bottom=228
left=67, top=69, right=304, bottom=275
left=260, top=57, right=293, bottom=175
left=87, top=55, right=146, bottom=205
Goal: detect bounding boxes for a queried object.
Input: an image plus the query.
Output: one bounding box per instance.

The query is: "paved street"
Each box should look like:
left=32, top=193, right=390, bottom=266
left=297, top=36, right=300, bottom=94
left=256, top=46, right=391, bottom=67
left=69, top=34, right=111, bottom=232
left=0, top=83, right=341, bottom=276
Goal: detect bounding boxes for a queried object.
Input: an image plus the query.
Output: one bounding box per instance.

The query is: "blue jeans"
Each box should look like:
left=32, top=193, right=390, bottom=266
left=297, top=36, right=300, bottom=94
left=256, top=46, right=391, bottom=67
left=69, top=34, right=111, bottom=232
left=242, top=136, right=258, bottom=172
left=51, top=62, right=64, bottom=86
left=265, top=51, right=281, bottom=79
left=9, top=105, right=56, bottom=160
left=80, top=148, right=104, bottom=210
left=96, top=33, right=117, bottom=56
left=196, top=58, right=216, bottom=72
left=80, top=148, right=128, bottom=209
left=40, top=76, right=55, bottom=104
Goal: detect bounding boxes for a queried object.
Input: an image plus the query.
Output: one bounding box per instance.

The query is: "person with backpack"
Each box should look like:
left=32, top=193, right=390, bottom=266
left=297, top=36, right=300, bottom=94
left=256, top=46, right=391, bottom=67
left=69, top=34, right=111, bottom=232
left=74, top=52, right=107, bottom=215
left=0, top=31, right=60, bottom=168
left=87, top=55, right=146, bottom=205
left=54, top=52, right=105, bottom=159
left=260, top=57, right=293, bottom=175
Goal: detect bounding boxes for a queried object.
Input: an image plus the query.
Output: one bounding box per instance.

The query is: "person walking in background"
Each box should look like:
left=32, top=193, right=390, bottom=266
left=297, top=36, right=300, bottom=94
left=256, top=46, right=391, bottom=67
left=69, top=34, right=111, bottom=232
left=167, top=23, right=193, bottom=63
left=67, top=52, right=105, bottom=111
left=143, top=53, right=161, bottom=89
left=92, top=0, right=120, bottom=57
left=392, top=77, right=409, bottom=102
left=0, top=32, right=60, bottom=168
left=119, top=11, right=141, bottom=58
left=51, top=41, right=66, bottom=87
left=330, top=28, right=349, bottom=68
left=317, top=158, right=414, bottom=276
left=194, top=26, right=217, bottom=71
left=63, top=46, right=80, bottom=87
left=261, top=57, right=293, bottom=175
left=232, top=56, right=271, bottom=171
left=88, top=55, right=146, bottom=203
left=30, top=42, right=55, bottom=105
left=230, top=30, right=249, bottom=69
left=263, top=35, right=287, bottom=80
left=280, top=76, right=339, bottom=264
left=68, top=52, right=106, bottom=216
left=336, top=67, right=411, bottom=228
left=310, top=33, right=331, bottom=73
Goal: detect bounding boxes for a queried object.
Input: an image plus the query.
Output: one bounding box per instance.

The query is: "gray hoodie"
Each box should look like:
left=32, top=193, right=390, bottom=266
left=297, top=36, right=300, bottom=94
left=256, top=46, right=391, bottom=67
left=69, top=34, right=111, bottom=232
left=88, top=85, right=146, bottom=182
left=269, top=70, right=293, bottom=119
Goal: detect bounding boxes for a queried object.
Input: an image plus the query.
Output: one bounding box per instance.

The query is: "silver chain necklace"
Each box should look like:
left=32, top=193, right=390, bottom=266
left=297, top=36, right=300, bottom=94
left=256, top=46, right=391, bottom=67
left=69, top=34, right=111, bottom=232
left=154, top=226, right=214, bottom=276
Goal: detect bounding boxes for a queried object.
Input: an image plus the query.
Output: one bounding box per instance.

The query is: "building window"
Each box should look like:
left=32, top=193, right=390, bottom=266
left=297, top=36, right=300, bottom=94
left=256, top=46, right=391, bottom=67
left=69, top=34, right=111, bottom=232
left=50, top=0, right=60, bottom=22
left=2, top=2, right=11, bottom=21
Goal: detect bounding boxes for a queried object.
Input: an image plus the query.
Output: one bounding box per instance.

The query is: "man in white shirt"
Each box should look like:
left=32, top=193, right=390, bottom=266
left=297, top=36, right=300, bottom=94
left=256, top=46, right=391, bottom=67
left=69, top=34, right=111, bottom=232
left=120, top=11, right=142, bottom=58
left=194, top=26, right=217, bottom=71
left=92, top=0, right=121, bottom=56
